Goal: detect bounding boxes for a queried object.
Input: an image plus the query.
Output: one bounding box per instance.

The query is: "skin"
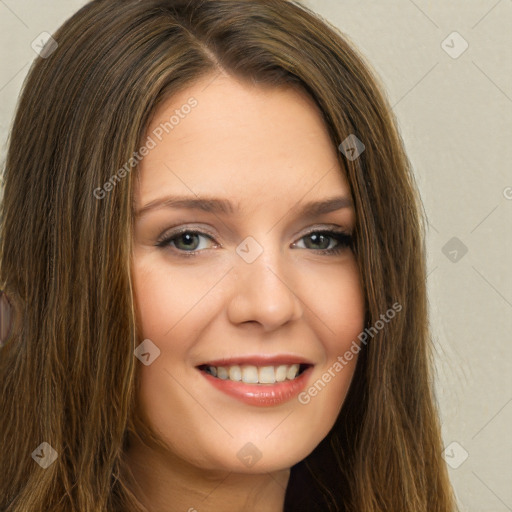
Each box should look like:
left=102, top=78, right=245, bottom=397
left=127, top=72, right=365, bottom=512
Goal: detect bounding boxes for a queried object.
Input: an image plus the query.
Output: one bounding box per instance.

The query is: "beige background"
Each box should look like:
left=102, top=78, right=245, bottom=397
left=1, top=1, right=511, bottom=510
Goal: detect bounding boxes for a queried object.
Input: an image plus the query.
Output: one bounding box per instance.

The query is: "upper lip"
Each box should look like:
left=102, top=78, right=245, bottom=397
left=196, top=355, right=314, bottom=367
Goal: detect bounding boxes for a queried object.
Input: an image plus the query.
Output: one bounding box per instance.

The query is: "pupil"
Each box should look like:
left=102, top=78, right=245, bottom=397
left=178, top=233, right=198, bottom=249
left=309, top=233, right=328, bottom=249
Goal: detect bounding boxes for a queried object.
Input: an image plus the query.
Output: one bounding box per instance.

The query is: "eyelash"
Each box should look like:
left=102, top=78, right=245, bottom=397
left=155, top=227, right=353, bottom=257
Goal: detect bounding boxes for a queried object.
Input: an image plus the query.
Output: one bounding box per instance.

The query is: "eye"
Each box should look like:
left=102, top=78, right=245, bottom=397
left=294, top=229, right=353, bottom=255
left=156, top=229, right=215, bottom=254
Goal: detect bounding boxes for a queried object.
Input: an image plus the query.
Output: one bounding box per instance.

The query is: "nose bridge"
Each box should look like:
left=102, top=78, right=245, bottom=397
left=227, top=234, right=302, bottom=329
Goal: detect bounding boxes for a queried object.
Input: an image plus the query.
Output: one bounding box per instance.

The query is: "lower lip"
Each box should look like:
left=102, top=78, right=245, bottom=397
left=197, top=366, right=313, bottom=407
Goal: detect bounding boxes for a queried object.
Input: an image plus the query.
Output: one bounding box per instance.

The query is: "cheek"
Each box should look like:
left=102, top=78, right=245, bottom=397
left=132, top=257, right=201, bottom=342
left=291, top=258, right=365, bottom=437
left=132, top=257, right=164, bottom=338
left=310, top=257, right=366, bottom=347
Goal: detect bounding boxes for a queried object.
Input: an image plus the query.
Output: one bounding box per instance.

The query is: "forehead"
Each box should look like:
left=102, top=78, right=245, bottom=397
left=135, top=73, right=350, bottom=211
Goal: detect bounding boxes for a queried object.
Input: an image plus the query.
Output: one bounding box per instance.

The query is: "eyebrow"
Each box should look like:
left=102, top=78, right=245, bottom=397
left=135, top=194, right=353, bottom=218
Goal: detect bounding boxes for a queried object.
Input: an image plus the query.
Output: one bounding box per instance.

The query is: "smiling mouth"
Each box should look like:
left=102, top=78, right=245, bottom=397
left=196, top=363, right=311, bottom=385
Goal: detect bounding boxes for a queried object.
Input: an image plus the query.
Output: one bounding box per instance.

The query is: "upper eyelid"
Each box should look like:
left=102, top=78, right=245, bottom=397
left=161, top=224, right=351, bottom=237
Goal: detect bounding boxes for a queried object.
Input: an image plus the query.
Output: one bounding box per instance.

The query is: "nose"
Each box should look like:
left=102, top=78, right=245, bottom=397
left=226, top=242, right=303, bottom=331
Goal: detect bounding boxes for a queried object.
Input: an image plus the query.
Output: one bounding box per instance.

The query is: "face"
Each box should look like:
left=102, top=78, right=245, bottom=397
left=131, top=73, right=365, bottom=474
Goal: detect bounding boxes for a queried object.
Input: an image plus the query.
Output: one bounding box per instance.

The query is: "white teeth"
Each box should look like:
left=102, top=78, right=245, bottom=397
left=204, top=363, right=304, bottom=383
left=275, top=365, right=288, bottom=382
left=286, top=364, right=300, bottom=380
left=216, top=366, right=228, bottom=380
left=241, top=366, right=259, bottom=384
left=228, top=365, right=242, bottom=381
left=258, top=366, right=276, bottom=384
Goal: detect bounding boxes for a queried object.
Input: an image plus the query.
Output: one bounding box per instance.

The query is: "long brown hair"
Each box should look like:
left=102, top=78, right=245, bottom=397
left=0, top=0, right=457, bottom=510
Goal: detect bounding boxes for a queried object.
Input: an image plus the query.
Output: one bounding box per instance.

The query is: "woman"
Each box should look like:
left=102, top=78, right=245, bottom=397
left=0, top=0, right=457, bottom=510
